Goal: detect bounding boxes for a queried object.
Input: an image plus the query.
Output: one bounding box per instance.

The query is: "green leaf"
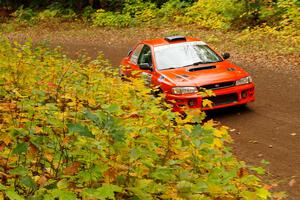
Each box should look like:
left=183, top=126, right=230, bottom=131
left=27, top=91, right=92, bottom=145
left=103, top=104, right=121, bottom=114
left=130, top=147, right=144, bottom=160
left=256, top=188, right=271, bottom=199
left=128, top=187, right=152, bottom=200
left=240, top=175, right=260, bottom=185
left=150, top=167, right=176, bottom=182
left=250, top=166, right=265, bottom=175
left=20, top=176, right=37, bottom=189
left=240, top=190, right=258, bottom=200
left=260, top=159, right=270, bottom=165
left=57, top=179, right=68, bottom=189
left=67, top=123, right=94, bottom=138
left=9, top=167, right=28, bottom=176
left=176, top=181, right=193, bottom=193
left=202, top=99, right=213, bottom=108
left=0, top=183, right=6, bottom=190
left=50, top=189, right=76, bottom=200
left=5, top=190, right=24, bottom=200
left=192, top=181, right=208, bottom=193
left=12, top=142, right=28, bottom=154
left=109, top=129, right=125, bottom=142
left=84, top=109, right=101, bottom=125
left=83, top=184, right=122, bottom=200
left=97, top=184, right=122, bottom=200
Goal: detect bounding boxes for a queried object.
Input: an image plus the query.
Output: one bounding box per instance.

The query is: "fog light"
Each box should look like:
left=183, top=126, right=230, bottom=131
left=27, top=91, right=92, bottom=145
left=188, top=99, right=196, bottom=106
left=241, top=90, right=248, bottom=98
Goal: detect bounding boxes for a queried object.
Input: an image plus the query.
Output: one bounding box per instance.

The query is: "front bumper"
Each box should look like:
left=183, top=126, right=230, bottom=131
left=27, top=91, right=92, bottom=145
left=166, top=83, right=255, bottom=112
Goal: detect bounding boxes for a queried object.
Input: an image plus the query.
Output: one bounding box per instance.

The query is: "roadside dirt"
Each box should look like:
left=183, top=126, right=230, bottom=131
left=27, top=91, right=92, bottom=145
left=6, top=27, right=300, bottom=199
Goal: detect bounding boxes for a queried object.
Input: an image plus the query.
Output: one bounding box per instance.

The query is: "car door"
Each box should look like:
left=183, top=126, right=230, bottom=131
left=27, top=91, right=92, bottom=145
left=136, top=45, right=154, bottom=86
left=121, top=43, right=144, bottom=76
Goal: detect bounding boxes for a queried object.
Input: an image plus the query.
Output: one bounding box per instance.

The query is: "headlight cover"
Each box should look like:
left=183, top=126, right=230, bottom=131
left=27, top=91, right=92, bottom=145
left=236, top=76, right=252, bottom=86
left=172, top=86, right=198, bottom=94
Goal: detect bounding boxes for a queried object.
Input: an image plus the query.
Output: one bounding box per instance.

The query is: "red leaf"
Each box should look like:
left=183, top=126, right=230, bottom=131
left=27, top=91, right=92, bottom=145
left=63, top=162, right=81, bottom=176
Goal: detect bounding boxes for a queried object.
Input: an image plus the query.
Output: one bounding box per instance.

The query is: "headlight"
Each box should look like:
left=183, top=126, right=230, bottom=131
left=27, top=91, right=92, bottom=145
left=236, top=76, right=252, bottom=86
left=172, top=86, right=198, bottom=94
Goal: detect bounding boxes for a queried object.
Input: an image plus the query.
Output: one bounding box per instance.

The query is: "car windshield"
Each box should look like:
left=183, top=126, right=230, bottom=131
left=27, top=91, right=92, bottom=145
left=154, top=41, right=222, bottom=70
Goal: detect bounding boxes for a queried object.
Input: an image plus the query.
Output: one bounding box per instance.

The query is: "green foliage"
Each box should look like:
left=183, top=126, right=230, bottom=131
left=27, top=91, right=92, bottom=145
left=10, top=6, right=37, bottom=23
left=0, top=36, right=272, bottom=199
left=275, top=0, right=300, bottom=35
left=157, top=0, right=191, bottom=23
left=123, top=0, right=158, bottom=24
left=38, top=3, right=76, bottom=21
left=92, top=9, right=133, bottom=27
left=2, top=0, right=299, bottom=39
left=92, top=0, right=159, bottom=27
left=178, top=0, right=245, bottom=29
left=242, top=0, right=300, bottom=28
left=82, top=6, right=96, bottom=21
left=10, top=3, right=76, bottom=25
left=235, top=25, right=300, bottom=52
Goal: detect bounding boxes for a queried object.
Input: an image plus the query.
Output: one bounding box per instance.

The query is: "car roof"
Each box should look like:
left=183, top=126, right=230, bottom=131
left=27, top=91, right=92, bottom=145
left=142, top=36, right=201, bottom=47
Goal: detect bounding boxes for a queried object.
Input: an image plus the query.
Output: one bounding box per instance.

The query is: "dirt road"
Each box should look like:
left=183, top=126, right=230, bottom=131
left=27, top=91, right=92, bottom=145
left=7, top=27, right=300, bottom=199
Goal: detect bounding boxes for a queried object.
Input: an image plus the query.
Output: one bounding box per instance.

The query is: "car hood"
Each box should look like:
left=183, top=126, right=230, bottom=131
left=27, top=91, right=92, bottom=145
left=157, top=61, right=248, bottom=87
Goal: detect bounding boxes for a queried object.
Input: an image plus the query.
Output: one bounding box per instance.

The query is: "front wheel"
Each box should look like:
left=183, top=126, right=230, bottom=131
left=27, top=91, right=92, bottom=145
left=238, top=103, right=248, bottom=109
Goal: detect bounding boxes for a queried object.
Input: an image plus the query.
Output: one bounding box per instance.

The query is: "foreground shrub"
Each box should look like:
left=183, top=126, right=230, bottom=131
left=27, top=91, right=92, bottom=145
left=0, top=36, right=272, bottom=199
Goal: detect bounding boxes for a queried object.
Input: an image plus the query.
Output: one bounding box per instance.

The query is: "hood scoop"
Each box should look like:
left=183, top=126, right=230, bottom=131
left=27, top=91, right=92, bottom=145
left=175, top=74, right=189, bottom=79
left=188, top=65, right=216, bottom=72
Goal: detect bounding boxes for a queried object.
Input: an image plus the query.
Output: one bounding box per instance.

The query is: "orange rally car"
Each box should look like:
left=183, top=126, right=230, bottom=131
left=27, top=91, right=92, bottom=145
left=120, top=36, right=255, bottom=112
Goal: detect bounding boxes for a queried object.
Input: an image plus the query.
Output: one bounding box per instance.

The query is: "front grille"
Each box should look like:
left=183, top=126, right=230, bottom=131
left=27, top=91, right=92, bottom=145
left=200, top=81, right=235, bottom=90
left=205, top=93, right=238, bottom=106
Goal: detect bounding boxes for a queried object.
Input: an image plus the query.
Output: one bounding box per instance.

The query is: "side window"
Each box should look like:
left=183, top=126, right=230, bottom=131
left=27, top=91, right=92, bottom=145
left=138, top=45, right=152, bottom=66
left=130, top=44, right=144, bottom=64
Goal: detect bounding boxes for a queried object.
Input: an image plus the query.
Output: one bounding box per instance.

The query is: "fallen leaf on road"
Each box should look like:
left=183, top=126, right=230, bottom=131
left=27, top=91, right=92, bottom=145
left=272, top=191, right=288, bottom=200
left=249, top=140, right=258, bottom=144
left=263, top=184, right=273, bottom=190
left=260, top=159, right=270, bottom=165
left=272, top=183, right=278, bottom=187
left=288, top=179, right=296, bottom=187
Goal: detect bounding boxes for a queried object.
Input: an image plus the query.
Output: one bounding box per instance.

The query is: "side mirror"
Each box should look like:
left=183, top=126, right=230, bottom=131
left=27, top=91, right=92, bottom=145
left=222, top=52, right=230, bottom=59
left=139, top=63, right=152, bottom=71
left=127, top=49, right=133, bottom=57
